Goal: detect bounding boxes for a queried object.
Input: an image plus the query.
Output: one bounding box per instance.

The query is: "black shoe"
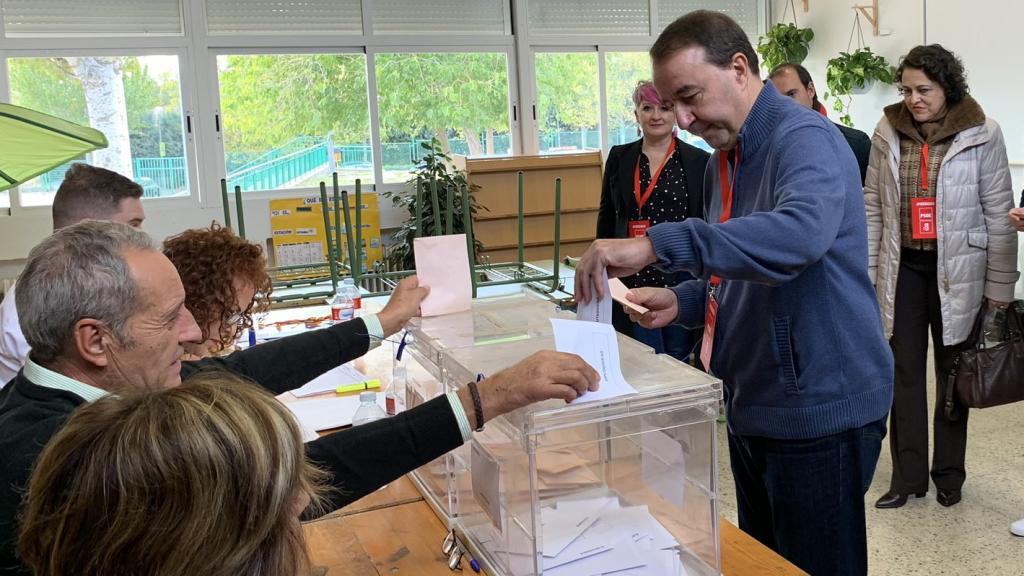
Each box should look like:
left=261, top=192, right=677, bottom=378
left=875, top=491, right=927, bottom=509
left=936, top=489, right=962, bottom=507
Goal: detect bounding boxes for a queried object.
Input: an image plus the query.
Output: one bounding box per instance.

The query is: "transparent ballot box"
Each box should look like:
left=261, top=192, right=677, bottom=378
left=407, top=294, right=723, bottom=576
left=403, top=291, right=574, bottom=526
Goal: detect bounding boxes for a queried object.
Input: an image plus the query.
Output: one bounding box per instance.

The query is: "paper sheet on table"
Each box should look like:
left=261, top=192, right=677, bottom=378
left=608, top=277, right=649, bottom=314
left=414, top=234, right=472, bottom=316
left=550, top=318, right=637, bottom=404
left=575, top=268, right=612, bottom=323
left=290, top=363, right=371, bottom=397
left=283, top=393, right=386, bottom=437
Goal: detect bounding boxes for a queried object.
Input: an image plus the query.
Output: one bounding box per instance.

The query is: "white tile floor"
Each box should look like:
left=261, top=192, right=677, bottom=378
left=715, top=377, right=1024, bottom=575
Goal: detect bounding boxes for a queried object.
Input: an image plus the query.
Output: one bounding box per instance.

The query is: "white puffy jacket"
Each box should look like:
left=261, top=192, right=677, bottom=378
left=865, top=108, right=1019, bottom=346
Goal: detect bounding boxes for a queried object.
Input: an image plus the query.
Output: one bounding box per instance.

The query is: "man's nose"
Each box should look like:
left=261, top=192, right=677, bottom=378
left=674, top=107, right=695, bottom=129
left=179, top=307, right=203, bottom=344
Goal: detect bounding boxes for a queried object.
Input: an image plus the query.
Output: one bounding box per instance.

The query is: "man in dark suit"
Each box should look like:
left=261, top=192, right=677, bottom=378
left=769, top=63, right=871, bottom=185
left=0, top=220, right=599, bottom=573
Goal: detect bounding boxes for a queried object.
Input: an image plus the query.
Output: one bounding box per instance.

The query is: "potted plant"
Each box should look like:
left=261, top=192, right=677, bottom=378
left=381, top=138, right=488, bottom=271
left=756, top=23, right=814, bottom=72
left=824, top=47, right=896, bottom=126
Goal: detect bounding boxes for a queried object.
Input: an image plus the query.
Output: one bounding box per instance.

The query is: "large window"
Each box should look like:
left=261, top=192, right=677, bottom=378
left=375, top=52, right=512, bottom=183
left=216, top=54, right=371, bottom=193
left=604, top=51, right=711, bottom=151
left=535, top=52, right=599, bottom=154
left=7, top=55, right=189, bottom=206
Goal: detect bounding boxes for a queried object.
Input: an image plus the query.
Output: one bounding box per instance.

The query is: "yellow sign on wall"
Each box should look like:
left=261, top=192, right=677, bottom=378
left=269, top=193, right=383, bottom=273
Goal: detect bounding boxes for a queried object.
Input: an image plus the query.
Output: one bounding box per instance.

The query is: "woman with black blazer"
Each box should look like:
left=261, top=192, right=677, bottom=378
left=596, top=80, right=710, bottom=362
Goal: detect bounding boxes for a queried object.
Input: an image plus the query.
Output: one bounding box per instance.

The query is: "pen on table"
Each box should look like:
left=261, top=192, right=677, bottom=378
left=248, top=328, right=257, bottom=348
left=335, top=379, right=381, bottom=394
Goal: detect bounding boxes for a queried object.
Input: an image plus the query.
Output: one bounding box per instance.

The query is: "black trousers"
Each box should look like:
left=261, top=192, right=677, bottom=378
left=888, top=249, right=969, bottom=494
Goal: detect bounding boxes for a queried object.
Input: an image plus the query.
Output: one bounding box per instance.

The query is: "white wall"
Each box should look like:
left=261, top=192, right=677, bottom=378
left=768, top=0, right=924, bottom=133
left=925, top=0, right=1024, bottom=194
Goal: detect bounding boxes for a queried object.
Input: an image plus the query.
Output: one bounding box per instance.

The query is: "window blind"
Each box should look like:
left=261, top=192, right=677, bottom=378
left=370, top=0, right=506, bottom=35
left=528, top=0, right=649, bottom=36
left=657, top=1, right=761, bottom=39
left=205, top=0, right=363, bottom=35
left=1, top=0, right=183, bottom=37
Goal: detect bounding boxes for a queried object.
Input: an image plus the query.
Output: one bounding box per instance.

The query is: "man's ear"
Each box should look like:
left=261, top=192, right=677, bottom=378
left=72, top=318, right=110, bottom=368
left=808, top=81, right=818, bottom=101
left=732, top=52, right=754, bottom=85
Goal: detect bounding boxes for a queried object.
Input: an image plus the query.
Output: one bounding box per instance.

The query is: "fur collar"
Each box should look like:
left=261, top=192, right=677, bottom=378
left=883, top=95, right=985, bottom=143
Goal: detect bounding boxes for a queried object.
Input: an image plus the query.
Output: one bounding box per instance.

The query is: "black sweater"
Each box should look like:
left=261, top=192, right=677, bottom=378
left=0, top=318, right=463, bottom=573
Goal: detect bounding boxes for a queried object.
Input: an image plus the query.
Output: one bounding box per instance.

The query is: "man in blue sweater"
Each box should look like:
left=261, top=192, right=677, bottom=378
left=575, top=10, right=893, bottom=576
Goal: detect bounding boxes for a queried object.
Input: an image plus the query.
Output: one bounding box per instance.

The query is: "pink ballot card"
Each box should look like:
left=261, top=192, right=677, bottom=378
left=414, top=234, right=472, bottom=316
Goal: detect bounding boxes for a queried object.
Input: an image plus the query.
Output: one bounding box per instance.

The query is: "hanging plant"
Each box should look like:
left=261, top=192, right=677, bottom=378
left=824, top=47, right=896, bottom=126
left=757, top=23, right=815, bottom=72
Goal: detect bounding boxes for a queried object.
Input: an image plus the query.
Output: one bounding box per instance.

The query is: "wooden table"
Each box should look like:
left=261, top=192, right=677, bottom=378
left=303, top=476, right=807, bottom=576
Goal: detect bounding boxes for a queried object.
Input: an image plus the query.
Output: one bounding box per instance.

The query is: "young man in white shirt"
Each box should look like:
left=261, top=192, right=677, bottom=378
left=0, top=164, right=145, bottom=386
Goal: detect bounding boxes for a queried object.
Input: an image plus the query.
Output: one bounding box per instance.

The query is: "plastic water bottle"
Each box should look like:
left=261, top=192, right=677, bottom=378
left=343, top=278, right=362, bottom=317
left=351, top=391, right=388, bottom=426
left=330, top=289, right=354, bottom=323
left=385, top=366, right=407, bottom=416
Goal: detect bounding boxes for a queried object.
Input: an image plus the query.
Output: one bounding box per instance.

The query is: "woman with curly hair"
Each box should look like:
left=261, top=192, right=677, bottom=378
left=163, top=223, right=273, bottom=358
left=865, top=44, right=1018, bottom=509
left=17, top=371, right=327, bottom=576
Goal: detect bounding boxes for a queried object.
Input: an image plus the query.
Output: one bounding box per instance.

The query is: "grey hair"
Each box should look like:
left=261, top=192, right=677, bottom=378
left=16, top=220, right=155, bottom=363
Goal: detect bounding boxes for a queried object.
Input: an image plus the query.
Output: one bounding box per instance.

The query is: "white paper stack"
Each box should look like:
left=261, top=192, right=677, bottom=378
left=540, top=496, right=688, bottom=576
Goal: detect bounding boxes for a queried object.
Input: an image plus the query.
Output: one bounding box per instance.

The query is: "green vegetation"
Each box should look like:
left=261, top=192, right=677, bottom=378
left=757, top=23, right=814, bottom=72
left=825, top=48, right=896, bottom=126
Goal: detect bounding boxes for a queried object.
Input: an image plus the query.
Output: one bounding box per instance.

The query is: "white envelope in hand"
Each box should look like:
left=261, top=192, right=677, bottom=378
left=414, top=234, right=472, bottom=316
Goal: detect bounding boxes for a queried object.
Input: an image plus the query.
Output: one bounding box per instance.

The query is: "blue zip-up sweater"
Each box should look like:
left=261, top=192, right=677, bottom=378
left=647, top=83, right=893, bottom=440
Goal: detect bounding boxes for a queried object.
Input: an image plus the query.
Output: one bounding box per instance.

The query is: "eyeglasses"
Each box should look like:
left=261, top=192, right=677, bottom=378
left=226, top=311, right=246, bottom=327
left=897, top=85, right=936, bottom=98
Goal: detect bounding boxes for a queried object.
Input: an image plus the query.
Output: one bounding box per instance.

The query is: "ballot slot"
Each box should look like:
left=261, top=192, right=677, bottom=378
left=405, top=293, right=722, bottom=576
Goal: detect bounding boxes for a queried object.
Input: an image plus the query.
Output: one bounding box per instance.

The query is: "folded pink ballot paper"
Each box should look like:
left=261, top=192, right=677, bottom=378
left=414, top=234, right=472, bottom=316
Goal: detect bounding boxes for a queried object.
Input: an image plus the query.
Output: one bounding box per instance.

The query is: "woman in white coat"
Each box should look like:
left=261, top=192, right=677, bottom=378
left=864, top=44, right=1018, bottom=510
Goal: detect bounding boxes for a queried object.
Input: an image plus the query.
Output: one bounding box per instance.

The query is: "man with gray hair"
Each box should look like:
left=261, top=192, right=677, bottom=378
left=0, top=163, right=146, bottom=386
left=0, top=221, right=600, bottom=572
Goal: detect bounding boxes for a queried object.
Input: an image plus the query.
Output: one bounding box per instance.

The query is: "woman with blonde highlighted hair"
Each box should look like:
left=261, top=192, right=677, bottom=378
left=596, top=80, right=710, bottom=363
left=17, top=370, right=326, bottom=576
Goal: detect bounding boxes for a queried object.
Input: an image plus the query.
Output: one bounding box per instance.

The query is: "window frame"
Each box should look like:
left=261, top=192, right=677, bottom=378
left=1, top=46, right=200, bottom=214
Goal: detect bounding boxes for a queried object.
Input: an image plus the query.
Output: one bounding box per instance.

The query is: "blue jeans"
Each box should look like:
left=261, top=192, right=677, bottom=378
left=631, top=324, right=694, bottom=362
left=728, top=416, right=887, bottom=576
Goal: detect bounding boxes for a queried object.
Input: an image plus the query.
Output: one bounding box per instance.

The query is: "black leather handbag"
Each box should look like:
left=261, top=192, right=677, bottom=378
left=944, top=301, right=1024, bottom=420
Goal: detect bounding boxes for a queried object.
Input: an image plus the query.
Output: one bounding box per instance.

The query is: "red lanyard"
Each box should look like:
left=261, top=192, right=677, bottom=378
left=633, top=138, right=677, bottom=215
left=920, top=142, right=930, bottom=193
left=710, top=145, right=740, bottom=287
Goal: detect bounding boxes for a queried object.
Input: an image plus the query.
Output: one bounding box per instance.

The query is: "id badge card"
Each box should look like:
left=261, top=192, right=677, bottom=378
left=628, top=220, right=650, bottom=238
left=700, top=292, right=719, bottom=372
left=911, top=197, right=937, bottom=239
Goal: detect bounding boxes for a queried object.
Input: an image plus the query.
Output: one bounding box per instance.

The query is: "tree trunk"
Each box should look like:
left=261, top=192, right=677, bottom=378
left=432, top=128, right=452, bottom=156
left=485, top=128, right=495, bottom=155
left=463, top=127, right=483, bottom=156
left=65, top=57, right=133, bottom=178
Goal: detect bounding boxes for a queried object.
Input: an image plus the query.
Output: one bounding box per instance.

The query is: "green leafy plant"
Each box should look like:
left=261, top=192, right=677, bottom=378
left=756, top=23, right=814, bottom=72
left=825, top=48, right=896, bottom=126
left=381, top=138, right=488, bottom=271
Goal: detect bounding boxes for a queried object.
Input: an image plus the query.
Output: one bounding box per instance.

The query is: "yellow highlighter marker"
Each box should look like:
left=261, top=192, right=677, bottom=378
left=335, top=380, right=381, bottom=395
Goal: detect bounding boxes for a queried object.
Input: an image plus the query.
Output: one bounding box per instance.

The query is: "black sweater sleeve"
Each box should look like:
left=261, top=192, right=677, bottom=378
left=181, top=318, right=371, bottom=394
left=304, top=394, right=464, bottom=513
